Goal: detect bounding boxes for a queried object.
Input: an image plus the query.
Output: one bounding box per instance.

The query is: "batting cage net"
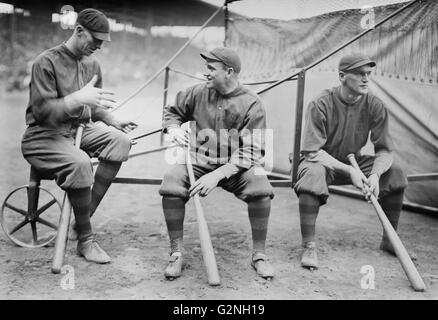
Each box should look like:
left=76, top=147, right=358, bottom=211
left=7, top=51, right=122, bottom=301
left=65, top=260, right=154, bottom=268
left=225, top=0, right=438, bottom=209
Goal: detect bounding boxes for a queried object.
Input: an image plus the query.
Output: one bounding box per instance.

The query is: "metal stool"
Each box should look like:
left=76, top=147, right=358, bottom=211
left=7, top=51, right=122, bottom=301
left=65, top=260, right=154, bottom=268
left=1, top=166, right=61, bottom=248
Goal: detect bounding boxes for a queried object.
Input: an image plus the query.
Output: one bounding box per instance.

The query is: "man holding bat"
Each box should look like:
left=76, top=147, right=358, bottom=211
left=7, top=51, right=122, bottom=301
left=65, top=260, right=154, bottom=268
left=21, top=8, right=137, bottom=264
left=294, top=53, right=408, bottom=269
left=159, top=47, right=275, bottom=280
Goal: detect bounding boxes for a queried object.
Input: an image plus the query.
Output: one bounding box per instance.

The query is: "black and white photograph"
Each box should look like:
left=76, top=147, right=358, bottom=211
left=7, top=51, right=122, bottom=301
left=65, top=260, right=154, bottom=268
left=0, top=0, right=437, bottom=303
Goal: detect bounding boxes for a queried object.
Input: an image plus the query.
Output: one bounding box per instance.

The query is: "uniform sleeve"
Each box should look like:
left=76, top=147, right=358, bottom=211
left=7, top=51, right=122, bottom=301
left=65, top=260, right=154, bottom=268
left=301, top=100, right=328, bottom=153
left=219, top=98, right=266, bottom=178
left=369, top=98, right=394, bottom=177
left=369, top=98, right=394, bottom=153
left=162, top=87, right=195, bottom=132
left=29, top=57, right=89, bottom=123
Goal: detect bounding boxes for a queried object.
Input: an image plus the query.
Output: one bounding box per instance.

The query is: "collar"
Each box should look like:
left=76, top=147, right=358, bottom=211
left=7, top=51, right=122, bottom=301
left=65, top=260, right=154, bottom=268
left=61, top=43, right=83, bottom=61
left=220, top=83, right=243, bottom=98
left=335, top=86, right=364, bottom=107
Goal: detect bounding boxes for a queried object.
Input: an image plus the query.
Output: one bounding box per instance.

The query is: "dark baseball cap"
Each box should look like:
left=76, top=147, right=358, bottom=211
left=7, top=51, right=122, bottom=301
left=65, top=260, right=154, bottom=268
left=200, top=47, right=241, bottom=74
left=77, top=8, right=111, bottom=42
left=339, top=53, right=376, bottom=71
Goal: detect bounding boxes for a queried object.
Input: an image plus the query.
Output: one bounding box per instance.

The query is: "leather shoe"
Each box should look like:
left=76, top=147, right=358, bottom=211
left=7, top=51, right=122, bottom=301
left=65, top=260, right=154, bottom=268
left=301, top=241, right=318, bottom=270
left=164, top=252, right=183, bottom=279
left=251, top=252, right=274, bottom=279
left=77, top=234, right=111, bottom=264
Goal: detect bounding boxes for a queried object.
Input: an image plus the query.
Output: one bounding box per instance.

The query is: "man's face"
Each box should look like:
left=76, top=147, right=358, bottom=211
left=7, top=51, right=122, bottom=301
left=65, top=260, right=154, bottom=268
left=77, top=26, right=103, bottom=56
left=341, top=65, right=373, bottom=95
left=204, top=61, right=228, bottom=89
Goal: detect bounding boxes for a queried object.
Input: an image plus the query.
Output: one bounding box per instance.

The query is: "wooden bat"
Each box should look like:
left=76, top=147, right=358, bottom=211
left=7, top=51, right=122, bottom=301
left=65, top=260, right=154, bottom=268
left=185, top=127, right=220, bottom=286
left=51, top=124, right=85, bottom=274
left=347, top=153, right=426, bottom=291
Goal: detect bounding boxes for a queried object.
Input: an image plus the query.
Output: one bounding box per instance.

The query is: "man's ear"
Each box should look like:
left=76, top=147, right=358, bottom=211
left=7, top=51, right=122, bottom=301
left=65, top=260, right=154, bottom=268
left=339, top=71, right=345, bottom=83
left=75, top=24, right=85, bottom=37
left=227, top=67, right=234, bottom=76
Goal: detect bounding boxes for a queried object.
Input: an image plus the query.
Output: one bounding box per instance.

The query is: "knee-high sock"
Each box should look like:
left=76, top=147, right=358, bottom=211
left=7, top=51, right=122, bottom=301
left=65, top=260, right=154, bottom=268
left=163, top=196, right=186, bottom=254
left=299, top=193, right=320, bottom=244
left=247, top=196, right=271, bottom=254
left=67, top=187, right=92, bottom=238
left=90, top=161, right=122, bottom=217
left=379, top=189, right=404, bottom=241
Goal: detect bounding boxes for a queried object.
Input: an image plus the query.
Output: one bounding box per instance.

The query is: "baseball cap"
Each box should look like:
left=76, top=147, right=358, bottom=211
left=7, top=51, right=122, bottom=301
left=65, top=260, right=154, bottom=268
left=200, top=47, right=241, bottom=74
left=338, top=53, right=376, bottom=71
left=77, top=8, right=111, bottom=42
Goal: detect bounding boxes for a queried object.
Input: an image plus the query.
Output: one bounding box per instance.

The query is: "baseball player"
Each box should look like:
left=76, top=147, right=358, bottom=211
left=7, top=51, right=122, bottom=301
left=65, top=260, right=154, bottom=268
left=294, top=53, right=408, bottom=269
left=21, top=8, right=137, bottom=264
left=159, top=47, right=275, bottom=279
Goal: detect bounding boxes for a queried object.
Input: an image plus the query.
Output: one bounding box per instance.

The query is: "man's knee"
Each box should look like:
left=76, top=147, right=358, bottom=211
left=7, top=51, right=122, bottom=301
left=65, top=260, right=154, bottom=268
left=111, top=130, right=132, bottom=159
left=238, top=174, right=274, bottom=202
left=159, top=166, right=190, bottom=200
left=380, top=162, right=408, bottom=195
left=294, top=162, right=329, bottom=204
left=58, top=153, right=93, bottom=189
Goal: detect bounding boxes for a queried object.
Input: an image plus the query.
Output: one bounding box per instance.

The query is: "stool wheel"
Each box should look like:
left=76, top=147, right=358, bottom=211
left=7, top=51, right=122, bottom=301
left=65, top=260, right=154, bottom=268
left=1, top=185, right=61, bottom=248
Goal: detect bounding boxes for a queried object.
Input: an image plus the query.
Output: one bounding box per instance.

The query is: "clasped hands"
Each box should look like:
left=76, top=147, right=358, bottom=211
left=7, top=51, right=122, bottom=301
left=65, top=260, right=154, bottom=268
left=349, top=167, right=380, bottom=200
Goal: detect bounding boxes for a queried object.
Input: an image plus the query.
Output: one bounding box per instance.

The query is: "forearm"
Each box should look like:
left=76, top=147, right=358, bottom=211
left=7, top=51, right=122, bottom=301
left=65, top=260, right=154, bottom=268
left=304, top=149, right=351, bottom=175
left=370, top=151, right=393, bottom=177
left=90, top=108, right=115, bottom=125
left=33, top=93, right=87, bottom=123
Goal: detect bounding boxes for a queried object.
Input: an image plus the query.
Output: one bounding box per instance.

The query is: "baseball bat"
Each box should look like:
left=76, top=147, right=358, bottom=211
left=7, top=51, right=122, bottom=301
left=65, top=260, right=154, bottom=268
left=185, top=129, right=220, bottom=286
left=52, top=124, right=85, bottom=274
left=347, top=154, right=426, bottom=291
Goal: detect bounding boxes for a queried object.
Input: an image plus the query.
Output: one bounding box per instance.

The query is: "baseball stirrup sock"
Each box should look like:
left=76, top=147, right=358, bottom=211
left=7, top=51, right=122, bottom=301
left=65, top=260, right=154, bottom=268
left=299, top=193, right=320, bottom=244
left=379, top=189, right=404, bottom=241
left=67, top=187, right=92, bottom=237
left=248, top=196, right=271, bottom=253
left=90, top=161, right=122, bottom=217
left=162, top=196, right=186, bottom=253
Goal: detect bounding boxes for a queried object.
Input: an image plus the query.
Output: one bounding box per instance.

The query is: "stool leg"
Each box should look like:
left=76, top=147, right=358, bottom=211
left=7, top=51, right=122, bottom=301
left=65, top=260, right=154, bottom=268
left=27, top=167, right=41, bottom=222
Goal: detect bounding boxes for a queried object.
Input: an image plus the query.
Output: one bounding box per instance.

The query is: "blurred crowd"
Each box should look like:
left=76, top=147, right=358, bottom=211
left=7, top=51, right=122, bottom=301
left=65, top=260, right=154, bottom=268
left=1, top=14, right=205, bottom=92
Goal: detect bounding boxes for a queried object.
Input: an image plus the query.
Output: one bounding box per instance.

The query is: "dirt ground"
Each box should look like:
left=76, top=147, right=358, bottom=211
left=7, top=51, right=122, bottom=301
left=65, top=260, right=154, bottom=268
left=1, top=91, right=437, bottom=300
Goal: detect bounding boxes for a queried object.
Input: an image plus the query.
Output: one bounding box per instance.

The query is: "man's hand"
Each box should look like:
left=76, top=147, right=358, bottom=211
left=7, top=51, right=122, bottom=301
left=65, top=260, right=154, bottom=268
left=189, top=171, right=224, bottom=197
left=366, top=173, right=380, bottom=199
left=349, top=166, right=369, bottom=196
left=110, top=119, right=138, bottom=133
left=76, top=75, right=116, bottom=109
left=168, top=126, right=190, bottom=147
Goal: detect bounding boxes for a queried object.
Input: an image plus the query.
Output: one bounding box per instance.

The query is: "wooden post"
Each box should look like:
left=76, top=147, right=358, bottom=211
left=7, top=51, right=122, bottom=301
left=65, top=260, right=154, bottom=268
left=224, top=0, right=229, bottom=47
left=160, top=66, right=170, bottom=146
left=10, top=1, right=16, bottom=77
left=291, top=69, right=306, bottom=187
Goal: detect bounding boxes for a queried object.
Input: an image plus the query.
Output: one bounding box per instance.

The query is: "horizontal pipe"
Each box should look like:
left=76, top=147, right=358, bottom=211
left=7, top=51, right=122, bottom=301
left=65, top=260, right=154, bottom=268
left=407, top=173, right=438, bottom=182
left=113, top=177, right=162, bottom=185
left=329, top=186, right=438, bottom=215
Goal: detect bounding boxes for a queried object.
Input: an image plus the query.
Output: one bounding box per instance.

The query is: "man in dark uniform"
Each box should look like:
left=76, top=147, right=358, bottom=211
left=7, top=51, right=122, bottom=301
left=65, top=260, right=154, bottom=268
left=294, top=53, right=408, bottom=269
left=159, top=47, right=275, bottom=279
left=21, top=9, right=137, bottom=263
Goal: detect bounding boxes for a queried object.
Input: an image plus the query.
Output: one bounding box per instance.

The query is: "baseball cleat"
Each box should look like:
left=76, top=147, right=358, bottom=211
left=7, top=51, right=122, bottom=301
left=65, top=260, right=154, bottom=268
left=77, top=234, right=111, bottom=264
left=164, top=252, right=183, bottom=280
left=251, top=252, right=274, bottom=279
left=301, top=241, right=319, bottom=270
